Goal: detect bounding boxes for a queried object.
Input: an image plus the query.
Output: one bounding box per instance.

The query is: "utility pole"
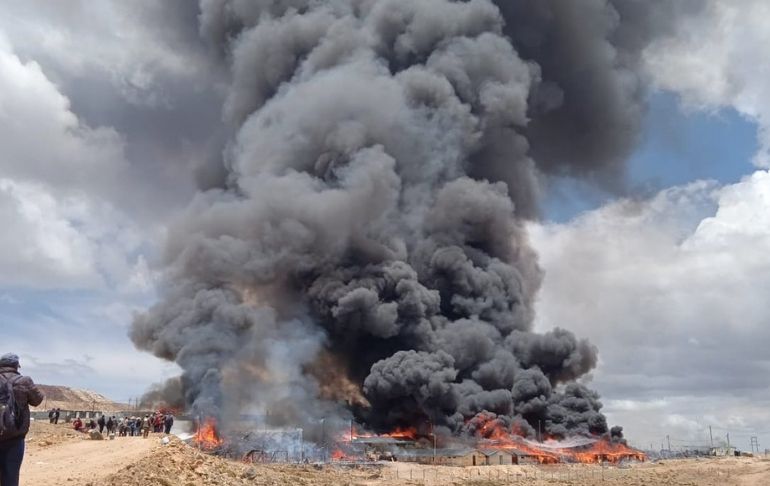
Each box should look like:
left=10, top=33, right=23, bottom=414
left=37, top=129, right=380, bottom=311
left=666, top=435, right=671, bottom=452
left=431, top=419, right=436, bottom=465
left=709, top=426, right=713, bottom=448
left=321, top=418, right=326, bottom=463
left=538, top=420, right=542, bottom=443
left=727, top=433, right=730, bottom=449
left=299, top=428, right=304, bottom=463
left=750, top=436, right=759, bottom=454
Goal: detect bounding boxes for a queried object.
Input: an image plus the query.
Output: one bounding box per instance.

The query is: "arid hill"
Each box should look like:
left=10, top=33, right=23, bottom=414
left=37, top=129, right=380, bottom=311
left=32, top=384, right=126, bottom=412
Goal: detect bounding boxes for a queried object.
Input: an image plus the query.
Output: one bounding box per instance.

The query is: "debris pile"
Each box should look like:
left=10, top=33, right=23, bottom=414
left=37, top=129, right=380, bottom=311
left=28, top=421, right=83, bottom=448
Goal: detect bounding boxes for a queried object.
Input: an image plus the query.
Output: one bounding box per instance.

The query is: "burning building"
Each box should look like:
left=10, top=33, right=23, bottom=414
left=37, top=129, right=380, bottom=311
left=131, top=0, right=666, bottom=458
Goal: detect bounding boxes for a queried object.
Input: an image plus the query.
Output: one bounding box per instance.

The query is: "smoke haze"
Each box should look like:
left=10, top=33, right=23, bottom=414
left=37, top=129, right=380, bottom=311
left=130, top=0, right=681, bottom=441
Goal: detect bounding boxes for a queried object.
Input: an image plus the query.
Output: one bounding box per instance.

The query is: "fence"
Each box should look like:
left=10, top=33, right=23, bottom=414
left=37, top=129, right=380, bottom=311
left=376, top=464, right=736, bottom=483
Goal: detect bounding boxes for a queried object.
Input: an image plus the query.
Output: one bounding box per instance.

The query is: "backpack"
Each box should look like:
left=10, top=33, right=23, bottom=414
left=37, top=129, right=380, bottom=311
left=0, top=375, right=23, bottom=439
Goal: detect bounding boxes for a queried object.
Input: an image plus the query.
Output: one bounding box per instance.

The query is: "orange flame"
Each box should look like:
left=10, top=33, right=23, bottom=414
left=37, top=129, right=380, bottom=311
left=562, top=439, right=646, bottom=464
left=382, top=426, right=418, bottom=441
left=352, top=425, right=418, bottom=441
left=331, top=447, right=358, bottom=461
left=470, top=414, right=645, bottom=465
left=328, top=425, right=420, bottom=461
left=194, top=418, right=224, bottom=450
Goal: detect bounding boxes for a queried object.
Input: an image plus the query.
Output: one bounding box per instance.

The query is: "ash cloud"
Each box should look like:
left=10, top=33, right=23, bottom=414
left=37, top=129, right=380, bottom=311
left=131, top=0, right=670, bottom=440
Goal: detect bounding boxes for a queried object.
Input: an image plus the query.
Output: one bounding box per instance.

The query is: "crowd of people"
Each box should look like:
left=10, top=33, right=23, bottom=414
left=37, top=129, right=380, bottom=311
left=2, top=352, right=181, bottom=486
left=60, top=410, right=175, bottom=438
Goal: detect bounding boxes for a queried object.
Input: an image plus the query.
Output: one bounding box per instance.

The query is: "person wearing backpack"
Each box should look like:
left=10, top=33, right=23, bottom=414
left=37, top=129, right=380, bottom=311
left=0, top=353, right=43, bottom=486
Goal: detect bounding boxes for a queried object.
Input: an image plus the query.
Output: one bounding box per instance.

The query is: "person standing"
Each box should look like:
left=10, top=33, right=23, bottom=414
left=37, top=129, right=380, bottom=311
left=141, top=415, right=151, bottom=438
left=97, top=414, right=106, bottom=434
left=53, top=408, right=60, bottom=425
left=0, top=353, right=44, bottom=486
left=164, top=414, right=174, bottom=434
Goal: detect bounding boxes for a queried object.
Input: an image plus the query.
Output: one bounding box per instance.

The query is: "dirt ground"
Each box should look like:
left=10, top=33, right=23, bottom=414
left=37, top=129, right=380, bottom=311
left=20, top=421, right=159, bottom=486
left=18, top=421, right=770, bottom=485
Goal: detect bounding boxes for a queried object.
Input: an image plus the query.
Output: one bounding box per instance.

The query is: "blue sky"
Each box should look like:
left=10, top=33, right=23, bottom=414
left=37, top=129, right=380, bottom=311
left=1, top=287, right=175, bottom=402
left=543, top=91, right=759, bottom=222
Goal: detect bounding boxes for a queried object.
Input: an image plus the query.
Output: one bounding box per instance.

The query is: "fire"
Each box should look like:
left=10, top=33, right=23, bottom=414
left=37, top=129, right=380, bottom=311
left=562, top=439, right=646, bottom=464
left=352, top=425, right=418, bottom=441
left=328, top=425, right=420, bottom=462
left=194, top=418, right=224, bottom=450
left=470, top=413, right=645, bottom=465
left=382, top=426, right=418, bottom=440
left=331, top=447, right=358, bottom=461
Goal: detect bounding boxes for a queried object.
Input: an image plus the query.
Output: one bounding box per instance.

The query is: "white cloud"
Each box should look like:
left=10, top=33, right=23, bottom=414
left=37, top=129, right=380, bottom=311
left=0, top=179, right=99, bottom=287
left=0, top=1, right=214, bottom=108
left=0, top=39, right=158, bottom=291
left=0, top=7, right=202, bottom=402
left=0, top=37, right=127, bottom=191
left=530, top=170, right=770, bottom=447
left=644, top=1, right=770, bottom=168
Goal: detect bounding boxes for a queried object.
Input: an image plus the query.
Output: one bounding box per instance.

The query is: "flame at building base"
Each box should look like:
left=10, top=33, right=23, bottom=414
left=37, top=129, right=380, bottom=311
left=327, top=419, right=645, bottom=465
left=186, top=412, right=642, bottom=465
left=469, top=413, right=645, bottom=464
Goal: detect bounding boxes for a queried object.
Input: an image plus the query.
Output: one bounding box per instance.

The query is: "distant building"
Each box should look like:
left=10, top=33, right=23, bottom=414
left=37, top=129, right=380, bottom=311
left=398, top=447, right=547, bottom=466
left=398, top=448, right=482, bottom=466
left=478, top=449, right=516, bottom=465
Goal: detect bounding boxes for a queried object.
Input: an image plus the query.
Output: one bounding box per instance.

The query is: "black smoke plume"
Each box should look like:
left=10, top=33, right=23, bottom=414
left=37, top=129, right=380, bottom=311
left=131, top=0, right=670, bottom=440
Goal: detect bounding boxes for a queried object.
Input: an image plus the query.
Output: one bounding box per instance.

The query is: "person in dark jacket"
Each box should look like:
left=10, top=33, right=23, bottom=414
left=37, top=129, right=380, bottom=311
left=53, top=408, right=60, bottom=425
left=0, top=353, right=44, bottom=486
left=164, top=414, right=174, bottom=434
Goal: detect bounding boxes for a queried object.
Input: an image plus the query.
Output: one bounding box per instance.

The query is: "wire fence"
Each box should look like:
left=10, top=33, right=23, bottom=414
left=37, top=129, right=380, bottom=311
left=377, top=464, right=737, bottom=483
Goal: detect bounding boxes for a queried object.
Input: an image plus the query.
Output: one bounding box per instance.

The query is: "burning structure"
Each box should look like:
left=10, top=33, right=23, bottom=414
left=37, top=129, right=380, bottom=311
left=131, top=0, right=668, bottom=462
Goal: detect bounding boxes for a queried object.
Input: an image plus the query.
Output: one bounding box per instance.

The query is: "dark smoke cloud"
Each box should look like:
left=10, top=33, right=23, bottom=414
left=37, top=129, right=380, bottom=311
left=492, top=0, right=703, bottom=192
left=131, top=0, right=670, bottom=441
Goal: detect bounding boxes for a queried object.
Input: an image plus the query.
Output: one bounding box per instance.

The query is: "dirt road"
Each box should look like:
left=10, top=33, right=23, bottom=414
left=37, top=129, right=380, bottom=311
left=21, top=436, right=160, bottom=486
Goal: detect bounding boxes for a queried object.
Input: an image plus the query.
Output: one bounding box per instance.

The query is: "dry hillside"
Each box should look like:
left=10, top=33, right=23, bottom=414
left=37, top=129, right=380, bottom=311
left=32, top=384, right=126, bottom=412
